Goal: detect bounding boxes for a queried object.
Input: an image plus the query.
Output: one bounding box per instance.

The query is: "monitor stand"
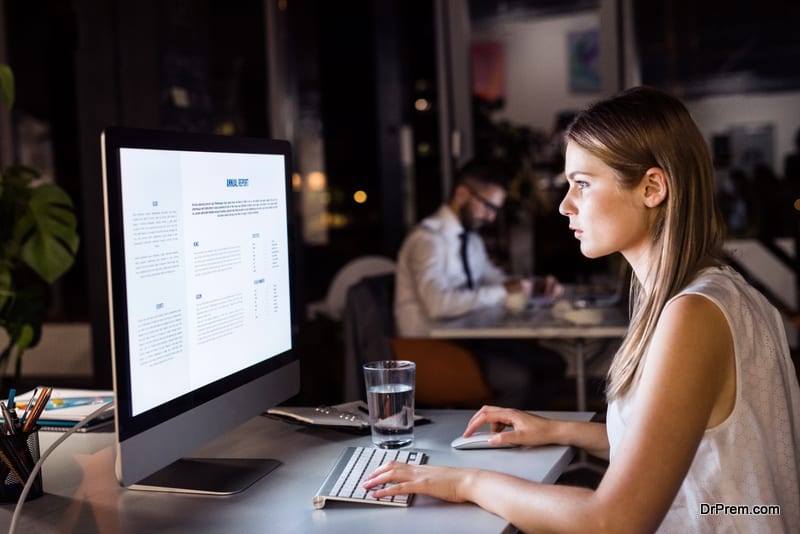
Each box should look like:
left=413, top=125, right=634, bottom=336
left=129, top=457, right=281, bottom=495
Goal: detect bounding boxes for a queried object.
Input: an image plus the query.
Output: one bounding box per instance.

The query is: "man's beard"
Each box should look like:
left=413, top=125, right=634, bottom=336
left=458, top=205, right=482, bottom=231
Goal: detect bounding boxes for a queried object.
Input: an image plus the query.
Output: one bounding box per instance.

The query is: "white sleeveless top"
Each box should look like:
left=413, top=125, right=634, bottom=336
left=606, top=266, right=800, bottom=533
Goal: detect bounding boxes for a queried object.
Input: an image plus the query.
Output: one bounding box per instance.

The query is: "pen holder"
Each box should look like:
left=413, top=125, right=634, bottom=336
left=0, top=430, right=43, bottom=503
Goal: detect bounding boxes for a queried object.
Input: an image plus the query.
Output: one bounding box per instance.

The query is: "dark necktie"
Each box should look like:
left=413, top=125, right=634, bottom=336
left=459, top=231, right=474, bottom=290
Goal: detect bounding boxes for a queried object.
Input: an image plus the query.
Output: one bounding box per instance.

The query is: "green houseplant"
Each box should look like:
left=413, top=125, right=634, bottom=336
left=0, top=64, right=80, bottom=384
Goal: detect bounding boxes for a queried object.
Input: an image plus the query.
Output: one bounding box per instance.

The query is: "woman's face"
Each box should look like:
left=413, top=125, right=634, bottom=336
left=559, top=142, right=654, bottom=261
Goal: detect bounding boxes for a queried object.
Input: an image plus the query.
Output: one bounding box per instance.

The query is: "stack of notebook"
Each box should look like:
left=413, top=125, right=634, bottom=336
left=7, top=388, right=114, bottom=432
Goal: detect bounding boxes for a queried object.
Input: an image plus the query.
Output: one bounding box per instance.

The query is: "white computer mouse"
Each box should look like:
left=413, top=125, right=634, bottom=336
left=450, top=431, right=519, bottom=450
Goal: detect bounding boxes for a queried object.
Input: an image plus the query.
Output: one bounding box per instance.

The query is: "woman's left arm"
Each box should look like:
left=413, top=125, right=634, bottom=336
left=365, top=294, right=736, bottom=533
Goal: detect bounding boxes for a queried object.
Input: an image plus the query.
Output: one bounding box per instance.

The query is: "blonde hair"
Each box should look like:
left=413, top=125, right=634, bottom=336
left=566, top=87, right=726, bottom=400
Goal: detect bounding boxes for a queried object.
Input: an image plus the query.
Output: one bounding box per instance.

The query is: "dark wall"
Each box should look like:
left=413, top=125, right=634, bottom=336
left=634, top=0, right=800, bottom=96
left=6, top=0, right=270, bottom=387
left=5, top=0, right=443, bottom=395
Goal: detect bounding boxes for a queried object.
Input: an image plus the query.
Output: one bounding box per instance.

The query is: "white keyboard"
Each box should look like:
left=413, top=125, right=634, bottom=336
left=313, top=446, right=427, bottom=509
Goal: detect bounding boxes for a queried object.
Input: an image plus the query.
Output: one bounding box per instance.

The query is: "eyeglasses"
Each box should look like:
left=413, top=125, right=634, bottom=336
left=463, top=183, right=503, bottom=213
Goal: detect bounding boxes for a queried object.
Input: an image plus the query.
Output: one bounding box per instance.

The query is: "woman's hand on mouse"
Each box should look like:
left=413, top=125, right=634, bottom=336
left=463, top=405, right=560, bottom=447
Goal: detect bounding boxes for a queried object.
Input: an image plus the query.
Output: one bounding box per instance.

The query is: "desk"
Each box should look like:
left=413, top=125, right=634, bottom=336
left=0, top=410, right=592, bottom=533
left=429, top=305, right=628, bottom=412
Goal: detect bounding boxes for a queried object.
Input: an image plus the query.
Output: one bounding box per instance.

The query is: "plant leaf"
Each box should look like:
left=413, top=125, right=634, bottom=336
left=2, top=164, right=38, bottom=185
left=0, top=167, right=38, bottom=238
left=0, top=279, right=47, bottom=370
left=15, top=323, right=34, bottom=351
left=0, top=64, right=13, bottom=109
left=0, top=265, right=11, bottom=312
left=17, top=184, right=80, bottom=283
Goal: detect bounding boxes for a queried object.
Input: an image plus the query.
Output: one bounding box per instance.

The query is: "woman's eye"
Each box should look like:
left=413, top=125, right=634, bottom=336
left=576, top=180, right=589, bottom=189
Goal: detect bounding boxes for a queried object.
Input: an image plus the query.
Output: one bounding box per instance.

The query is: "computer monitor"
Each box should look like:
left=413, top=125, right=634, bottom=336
left=101, top=127, right=300, bottom=494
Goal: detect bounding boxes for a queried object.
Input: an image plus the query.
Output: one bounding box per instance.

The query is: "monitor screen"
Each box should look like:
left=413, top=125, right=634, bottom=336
left=101, top=127, right=300, bottom=493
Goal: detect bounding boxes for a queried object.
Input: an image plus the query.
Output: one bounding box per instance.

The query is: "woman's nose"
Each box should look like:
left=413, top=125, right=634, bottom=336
left=559, top=192, right=574, bottom=217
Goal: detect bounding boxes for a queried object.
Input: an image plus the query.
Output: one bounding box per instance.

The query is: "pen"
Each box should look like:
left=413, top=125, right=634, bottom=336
left=18, top=387, right=38, bottom=427
left=7, top=388, right=15, bottom=410
left=0, top=404, right=9, bottom=434
left=0, top=404, right=16, bottom=434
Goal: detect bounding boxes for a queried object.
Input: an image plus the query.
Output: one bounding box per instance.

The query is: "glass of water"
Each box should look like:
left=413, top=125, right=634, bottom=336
left=363, top=360, right=416, bottom=448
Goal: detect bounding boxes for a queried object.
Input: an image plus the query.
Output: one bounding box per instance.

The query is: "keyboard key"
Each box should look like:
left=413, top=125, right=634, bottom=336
left=313, top=446, right=427, bottom=509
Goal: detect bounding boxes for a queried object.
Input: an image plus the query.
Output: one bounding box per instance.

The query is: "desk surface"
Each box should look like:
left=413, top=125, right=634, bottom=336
left=1, top=410, right=593, bottom=534
left=429, top=304, right=628, bottom=339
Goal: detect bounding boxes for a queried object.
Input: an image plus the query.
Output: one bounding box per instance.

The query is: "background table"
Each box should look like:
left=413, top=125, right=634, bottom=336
left=0, top=409, right=593, bottom=534
left=429, top=304, right=628, bottom=412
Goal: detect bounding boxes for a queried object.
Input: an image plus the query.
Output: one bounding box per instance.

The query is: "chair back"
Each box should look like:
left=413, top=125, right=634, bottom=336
left=322, top=256, right=395, bottom=320
left=342, top=273, right=396, bottom=400
left=342, top=272, right=493, bottom=408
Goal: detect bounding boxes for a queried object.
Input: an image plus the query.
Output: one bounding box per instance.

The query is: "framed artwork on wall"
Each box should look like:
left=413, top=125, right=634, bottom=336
left=568, top=28, right=600, bottom=93
left=471, top=41, right=505, bottom=102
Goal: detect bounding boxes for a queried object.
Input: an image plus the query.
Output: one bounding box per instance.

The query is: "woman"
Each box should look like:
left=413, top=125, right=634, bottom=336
left=364, top=87, right=800, bottom=533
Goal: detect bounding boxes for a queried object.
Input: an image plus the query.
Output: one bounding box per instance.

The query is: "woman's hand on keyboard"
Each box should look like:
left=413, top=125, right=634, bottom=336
left=362, top=462, right=477, bottom=503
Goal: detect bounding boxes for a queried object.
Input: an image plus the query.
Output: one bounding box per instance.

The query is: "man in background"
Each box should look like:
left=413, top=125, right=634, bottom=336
left=394, top=159, right=565, bottom=408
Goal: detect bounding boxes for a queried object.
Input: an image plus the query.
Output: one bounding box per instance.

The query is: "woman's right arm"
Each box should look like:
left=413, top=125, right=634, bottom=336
left=463, top=405, right=610, bottom=460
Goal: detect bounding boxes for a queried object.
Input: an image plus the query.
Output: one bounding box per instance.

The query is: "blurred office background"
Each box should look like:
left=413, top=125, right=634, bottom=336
left=1, top=0, right=799, bottom=405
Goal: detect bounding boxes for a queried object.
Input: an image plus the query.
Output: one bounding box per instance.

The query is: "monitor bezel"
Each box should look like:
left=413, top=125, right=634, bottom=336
left=101, top=127, right=297, bottom=443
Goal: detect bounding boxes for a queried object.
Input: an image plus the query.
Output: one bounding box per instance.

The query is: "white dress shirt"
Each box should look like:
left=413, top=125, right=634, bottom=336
left=394, top=205, right=508, bottom=337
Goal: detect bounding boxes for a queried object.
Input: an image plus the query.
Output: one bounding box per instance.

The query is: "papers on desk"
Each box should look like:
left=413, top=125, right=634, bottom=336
left=552, top=299, right=606, bottom=325
left=266, top=400, right=371, bottom=431
left=528, top=295, right=557, bottom=309
left=266, top=400, right=429, bottom=434
left=6, top=388, right=114, bottom=432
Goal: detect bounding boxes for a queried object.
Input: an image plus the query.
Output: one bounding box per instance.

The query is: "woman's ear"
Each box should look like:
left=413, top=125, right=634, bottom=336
left=642, top=167, right=668, bottom=208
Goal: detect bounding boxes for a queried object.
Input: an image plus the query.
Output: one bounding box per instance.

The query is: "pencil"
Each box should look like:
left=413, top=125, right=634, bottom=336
left=0, top=448, right=25, bottom=484
left=22, top=387, right=53, bottom=433
left=0, top=436, right=30, bottom=484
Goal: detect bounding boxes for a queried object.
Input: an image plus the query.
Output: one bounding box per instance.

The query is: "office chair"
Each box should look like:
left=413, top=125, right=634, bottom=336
left=390, top=338, right=493, bottom=407
left=343, top=273, right=493, bottom=408
left=308, top=255, right=396, bottom=321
